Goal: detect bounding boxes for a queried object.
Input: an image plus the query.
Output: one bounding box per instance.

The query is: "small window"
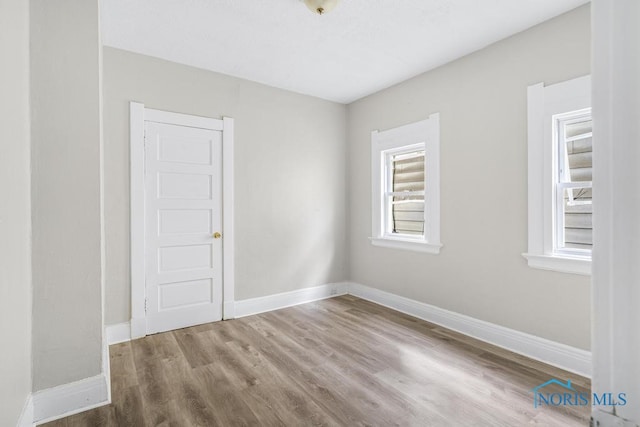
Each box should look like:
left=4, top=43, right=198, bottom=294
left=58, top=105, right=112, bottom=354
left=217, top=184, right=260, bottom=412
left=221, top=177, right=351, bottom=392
left=371, top=114, right=441, bottom=254
left=524, top=76, right=591, bottom=275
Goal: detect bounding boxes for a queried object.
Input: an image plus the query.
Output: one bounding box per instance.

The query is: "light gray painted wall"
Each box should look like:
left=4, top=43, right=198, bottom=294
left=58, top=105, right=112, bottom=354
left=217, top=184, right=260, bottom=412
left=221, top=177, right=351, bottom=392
left=0, top=0, right=32, bottom=423
left=103, top=48, right=348, bottom=325
left=31, top=0, right=103, bottom=390
left=347, top=5, right=591, bottom=350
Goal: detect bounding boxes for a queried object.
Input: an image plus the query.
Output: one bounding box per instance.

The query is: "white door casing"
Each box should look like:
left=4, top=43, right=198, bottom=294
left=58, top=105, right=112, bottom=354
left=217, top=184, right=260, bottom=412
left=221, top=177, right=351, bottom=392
left=130, top=103, right=235, bottom=338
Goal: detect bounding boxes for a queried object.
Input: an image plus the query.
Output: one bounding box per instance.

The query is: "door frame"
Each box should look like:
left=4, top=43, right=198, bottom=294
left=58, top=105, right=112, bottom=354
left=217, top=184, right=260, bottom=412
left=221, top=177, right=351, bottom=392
left=129, top=102, right=235, bottom=339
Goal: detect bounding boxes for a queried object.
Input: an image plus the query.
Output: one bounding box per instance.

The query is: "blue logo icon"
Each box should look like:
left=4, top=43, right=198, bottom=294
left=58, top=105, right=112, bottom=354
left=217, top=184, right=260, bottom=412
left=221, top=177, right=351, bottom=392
left=532, top=378, right=627, bottom=408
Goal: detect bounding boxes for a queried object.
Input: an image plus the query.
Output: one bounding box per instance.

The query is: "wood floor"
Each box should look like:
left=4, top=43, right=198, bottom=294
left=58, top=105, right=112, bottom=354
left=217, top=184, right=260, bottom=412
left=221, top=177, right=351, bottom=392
left=43, top=296, right=590, bottom=426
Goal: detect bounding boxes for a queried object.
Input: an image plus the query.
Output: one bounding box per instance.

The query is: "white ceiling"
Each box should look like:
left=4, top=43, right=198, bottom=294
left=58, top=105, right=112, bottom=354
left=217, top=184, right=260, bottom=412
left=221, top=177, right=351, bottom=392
left=101, top=0, right=589, bottom=104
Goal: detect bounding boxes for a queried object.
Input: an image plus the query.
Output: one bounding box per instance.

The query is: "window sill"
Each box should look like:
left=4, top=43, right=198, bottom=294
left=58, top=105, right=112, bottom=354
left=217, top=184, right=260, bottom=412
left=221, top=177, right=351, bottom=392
left=522, top=253, right=591, bottom=276
left=370, top=237, right=442, bottom=254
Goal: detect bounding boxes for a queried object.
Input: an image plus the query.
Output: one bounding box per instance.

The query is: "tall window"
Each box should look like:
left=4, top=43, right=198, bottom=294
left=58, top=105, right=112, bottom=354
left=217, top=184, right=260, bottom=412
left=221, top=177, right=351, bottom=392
left=387, top=147, right=425, bottom=236
left=525, top=76, right=592, bottom=275
left=371, top=114, right=441, bottom=254
left=555, top=110, right=592, bottom=255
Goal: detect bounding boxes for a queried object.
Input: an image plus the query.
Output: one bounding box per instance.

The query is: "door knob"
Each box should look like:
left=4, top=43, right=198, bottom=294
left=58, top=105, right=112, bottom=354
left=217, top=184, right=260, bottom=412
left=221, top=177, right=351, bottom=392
left=213, top=232, right=222, bottom=239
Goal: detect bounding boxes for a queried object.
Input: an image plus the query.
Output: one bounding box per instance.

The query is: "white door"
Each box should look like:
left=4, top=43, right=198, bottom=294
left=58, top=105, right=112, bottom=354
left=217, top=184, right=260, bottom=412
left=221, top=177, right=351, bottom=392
left=144, top=121, right=223, bottom=334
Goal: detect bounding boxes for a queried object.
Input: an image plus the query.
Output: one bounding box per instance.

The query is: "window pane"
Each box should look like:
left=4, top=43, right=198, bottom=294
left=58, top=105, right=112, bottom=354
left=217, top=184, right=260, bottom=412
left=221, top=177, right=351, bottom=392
left=389, top=150, right=425, bottom=236
left=562, top=119, right=592, bottom=183
left=565, top=120, right=592, bottom=139
left=561, top=186, right=592, bottom=251
left=556, top=113, right=593, bottom=254
left=392, top=151, right=424, bottom=192
left=391, top=198, right=424, bottom=235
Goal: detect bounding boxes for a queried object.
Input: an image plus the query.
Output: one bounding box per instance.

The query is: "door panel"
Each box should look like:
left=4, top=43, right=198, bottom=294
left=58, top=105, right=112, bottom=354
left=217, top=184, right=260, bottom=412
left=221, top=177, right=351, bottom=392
left=158, top=279, right=213, bottom=311
left=145, top=122, right=223, bottom=334
left=159, top=210, right=211, bottom=235
left=158, top=136, right=213, bottom=165
left=158, top=172, right=212, bottom=199
left=158, top=244, right=212, bottom=272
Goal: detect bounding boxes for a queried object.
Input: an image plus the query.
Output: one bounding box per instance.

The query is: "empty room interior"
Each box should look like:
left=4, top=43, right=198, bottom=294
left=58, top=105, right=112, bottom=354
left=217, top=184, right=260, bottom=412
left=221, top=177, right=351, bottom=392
left=2, top=0, right=640, bottom=426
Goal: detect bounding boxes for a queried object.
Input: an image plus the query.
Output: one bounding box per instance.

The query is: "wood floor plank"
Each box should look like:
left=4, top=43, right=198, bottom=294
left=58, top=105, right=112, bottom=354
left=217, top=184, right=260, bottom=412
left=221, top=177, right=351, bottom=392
left=109, top=342, right=138, bottom=395
left=223, top=338, right=340, bottom=426
left=203, top=327, right=263, bottom=390
left=112, top=385, right=146, bottom=427
left=254, top=310, right=436, bottom=426
left=44, top=404, right=116, bottom=427
left=193, top=363, right=263, bottom=426
left=173, top=327, right=217, bottom=368
left=130, top=339, right=178, bottom=426
left=228, top=318, right=376, bottom=426
left=43, top=296, right=590, bottom=426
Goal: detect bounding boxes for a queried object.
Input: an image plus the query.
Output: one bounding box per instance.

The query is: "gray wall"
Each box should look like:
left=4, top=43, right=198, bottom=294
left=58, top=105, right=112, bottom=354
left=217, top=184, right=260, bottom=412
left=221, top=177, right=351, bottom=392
left=0, top=0, right=32, bottom=423
left=103, top=48, right=348, bottom=325
left=347, top=5, right=591, bottom=350
left=31, top=0, right=103, bottom=390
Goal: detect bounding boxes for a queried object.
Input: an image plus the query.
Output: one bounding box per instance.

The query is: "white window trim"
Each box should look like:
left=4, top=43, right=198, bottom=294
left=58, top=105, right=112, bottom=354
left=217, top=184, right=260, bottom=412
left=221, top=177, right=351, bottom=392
left=370, top=113, right=442, bottom=254
left=524, top=76, right=591, bottom=275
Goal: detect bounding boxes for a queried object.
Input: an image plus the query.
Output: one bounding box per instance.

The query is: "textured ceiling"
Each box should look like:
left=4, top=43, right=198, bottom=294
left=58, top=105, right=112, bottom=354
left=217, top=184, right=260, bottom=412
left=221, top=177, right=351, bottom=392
left=101, top=0, right=589, bottom=104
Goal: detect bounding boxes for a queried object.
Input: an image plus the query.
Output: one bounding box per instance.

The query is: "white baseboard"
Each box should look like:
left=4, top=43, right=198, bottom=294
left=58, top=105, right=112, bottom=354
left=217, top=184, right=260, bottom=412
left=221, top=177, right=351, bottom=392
left=234, top=282, right=349, bottom=318
left=223, top=301, right=236, bottom=320
left=17, top=394, right=34, bottom=427
left=347, top=282, right=592, bottom=378
left=102, top=335, right=112, bottom=408
left=32, top=374, right=109, bottom=425
left=103, top=281, right=591, bottom=378
left=36, top=282, right=593, bottom=424
left=105, top=283, right=349, bottom=344
left=130, top=317, right=146, bottom=340
left=28, top=334, right=112, bottom=425
left=106, top=322, right=131, bottom=345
